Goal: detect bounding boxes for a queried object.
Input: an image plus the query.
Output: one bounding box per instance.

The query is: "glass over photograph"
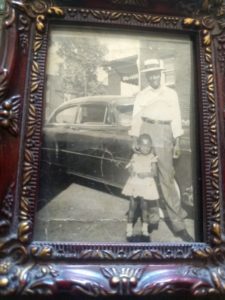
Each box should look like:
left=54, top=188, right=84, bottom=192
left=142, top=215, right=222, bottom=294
left=34, top=27, right=199, bottom=243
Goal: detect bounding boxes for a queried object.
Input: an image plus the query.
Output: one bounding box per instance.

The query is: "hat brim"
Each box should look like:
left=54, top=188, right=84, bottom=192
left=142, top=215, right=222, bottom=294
left=141, top=67, right=164, bottom=73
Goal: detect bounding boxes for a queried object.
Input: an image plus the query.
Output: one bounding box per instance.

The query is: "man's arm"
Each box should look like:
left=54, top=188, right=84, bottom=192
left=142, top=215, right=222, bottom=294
left=169, top=90, right=183, bottom=159
left=173, top=137, right=181, bottom=159
left=129, top=92, right=144, bottom=138
left=170, top=90, right=183, bottom=140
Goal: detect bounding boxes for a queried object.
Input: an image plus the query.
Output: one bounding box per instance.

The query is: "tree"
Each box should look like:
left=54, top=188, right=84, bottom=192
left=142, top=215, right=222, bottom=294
left=56, top=35, right=108, bottom=98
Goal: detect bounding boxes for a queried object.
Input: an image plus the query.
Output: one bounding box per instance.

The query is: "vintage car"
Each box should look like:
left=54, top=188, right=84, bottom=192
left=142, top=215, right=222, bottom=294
left=41, top=95, right=193, bottom=199
left=41, top=96, right=134, bottom=188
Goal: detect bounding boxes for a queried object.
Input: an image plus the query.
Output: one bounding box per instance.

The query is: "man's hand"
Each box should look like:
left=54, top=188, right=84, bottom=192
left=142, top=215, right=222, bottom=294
left=173, top=138, right=181, bottom=159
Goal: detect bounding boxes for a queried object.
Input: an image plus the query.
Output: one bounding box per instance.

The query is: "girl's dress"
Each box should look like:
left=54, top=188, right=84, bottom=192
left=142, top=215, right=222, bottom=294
left=122, top=153, right=159, bottom=200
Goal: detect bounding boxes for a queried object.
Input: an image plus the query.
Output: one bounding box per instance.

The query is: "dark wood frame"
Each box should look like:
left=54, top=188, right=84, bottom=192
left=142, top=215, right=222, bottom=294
left=0, top=1, right=5, bottom=14
left=0, top=0, right=225, bottom=296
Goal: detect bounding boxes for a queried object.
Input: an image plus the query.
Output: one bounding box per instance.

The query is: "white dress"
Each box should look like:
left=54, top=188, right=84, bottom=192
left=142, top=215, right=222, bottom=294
left=122, top=153, right=159, bottom=200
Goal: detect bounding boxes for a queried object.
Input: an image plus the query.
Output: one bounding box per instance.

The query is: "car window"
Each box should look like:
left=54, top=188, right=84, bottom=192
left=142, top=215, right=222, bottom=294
left=55, top=106, right=78, bottom=124
left=78, top=104, right=107, bottom=124
left=116, top=104, right=133, bottom=126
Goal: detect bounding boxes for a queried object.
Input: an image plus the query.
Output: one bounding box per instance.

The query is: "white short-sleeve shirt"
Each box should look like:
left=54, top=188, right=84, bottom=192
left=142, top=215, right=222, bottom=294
left=129, top=85, right=184, bottom=139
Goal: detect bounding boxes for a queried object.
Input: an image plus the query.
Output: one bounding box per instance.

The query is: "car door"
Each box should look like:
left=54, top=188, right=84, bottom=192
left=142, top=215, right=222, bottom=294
left=106, top=103, right=134, bottom=188
left=65, top=102, right=112, bottom=181
left=42, top=105, right=79, bottom=170
left=89, top=101, right=134, bottom=188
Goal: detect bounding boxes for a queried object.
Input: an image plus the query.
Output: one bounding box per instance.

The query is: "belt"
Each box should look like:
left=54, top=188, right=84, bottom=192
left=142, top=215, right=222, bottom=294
left=142, top=117, right=171, bottom=125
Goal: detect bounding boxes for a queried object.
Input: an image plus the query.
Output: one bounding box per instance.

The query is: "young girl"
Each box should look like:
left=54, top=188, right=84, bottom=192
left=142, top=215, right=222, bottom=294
left=122, top=134, right=159, bottom=242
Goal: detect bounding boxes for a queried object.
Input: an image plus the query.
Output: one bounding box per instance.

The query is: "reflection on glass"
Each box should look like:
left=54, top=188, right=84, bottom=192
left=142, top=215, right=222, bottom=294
left=34, top=27, right=199, bottom=243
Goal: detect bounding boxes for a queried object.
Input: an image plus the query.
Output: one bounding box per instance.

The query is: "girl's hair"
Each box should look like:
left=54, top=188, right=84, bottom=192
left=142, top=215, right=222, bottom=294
left=137, top=134, right=153, bottom=146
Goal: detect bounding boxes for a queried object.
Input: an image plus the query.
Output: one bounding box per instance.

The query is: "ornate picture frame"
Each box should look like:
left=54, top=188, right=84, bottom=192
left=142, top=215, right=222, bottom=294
left=0, top=0, right=225, bottom=296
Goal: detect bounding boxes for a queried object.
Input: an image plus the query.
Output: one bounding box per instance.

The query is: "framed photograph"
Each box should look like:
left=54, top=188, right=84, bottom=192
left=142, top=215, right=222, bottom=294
left=36, top=28, right=197, bottom=244
left=0, top=0, right=225, bottom=296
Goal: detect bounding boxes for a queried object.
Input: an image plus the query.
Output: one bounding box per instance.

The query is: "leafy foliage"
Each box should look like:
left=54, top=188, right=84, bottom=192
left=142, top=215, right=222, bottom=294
left=56, top=36, right=108, bottom=97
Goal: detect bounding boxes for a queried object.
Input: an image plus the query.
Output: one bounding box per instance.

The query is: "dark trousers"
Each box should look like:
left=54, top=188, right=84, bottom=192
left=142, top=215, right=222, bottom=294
left=141, top=122, right=186, bottom=233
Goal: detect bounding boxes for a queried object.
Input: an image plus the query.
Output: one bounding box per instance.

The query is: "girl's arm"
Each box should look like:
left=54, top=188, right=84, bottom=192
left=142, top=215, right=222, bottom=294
left=125, top=162, right=131, bottom=169
left=125, top=158, right=134, bottom=175
left=150, top=155, right=158, bottom=177
left=151, top=162, right=157, bottom=177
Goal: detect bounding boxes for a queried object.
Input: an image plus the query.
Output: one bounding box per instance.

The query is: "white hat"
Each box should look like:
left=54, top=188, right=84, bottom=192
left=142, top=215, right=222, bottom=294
left=141, top=59, right=164, bottom=73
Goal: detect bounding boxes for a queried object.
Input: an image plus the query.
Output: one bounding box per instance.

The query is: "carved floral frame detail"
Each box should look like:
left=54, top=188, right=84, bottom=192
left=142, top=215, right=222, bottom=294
left=0, top=0, right=225, bottom=296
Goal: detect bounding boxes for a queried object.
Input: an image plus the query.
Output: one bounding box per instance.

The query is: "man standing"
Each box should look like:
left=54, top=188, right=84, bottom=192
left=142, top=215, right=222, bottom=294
left=129, top=58, right=193, bottom=242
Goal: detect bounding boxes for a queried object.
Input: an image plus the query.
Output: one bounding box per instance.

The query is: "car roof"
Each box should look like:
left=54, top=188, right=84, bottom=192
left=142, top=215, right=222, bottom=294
left=58, top=95, right=135, bottom=108
left=47, top=95, right=135, bottom=122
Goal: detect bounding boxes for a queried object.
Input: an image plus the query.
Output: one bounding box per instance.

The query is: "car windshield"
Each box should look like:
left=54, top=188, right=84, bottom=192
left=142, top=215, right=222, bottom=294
left=78, top=104, right=107, bottom=124
left=116, top=104, right=133, bottom=127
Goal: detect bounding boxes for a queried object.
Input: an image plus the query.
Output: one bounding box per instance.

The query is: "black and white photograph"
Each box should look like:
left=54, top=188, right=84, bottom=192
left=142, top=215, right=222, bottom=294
left=34, top=27, right=198, bottom=243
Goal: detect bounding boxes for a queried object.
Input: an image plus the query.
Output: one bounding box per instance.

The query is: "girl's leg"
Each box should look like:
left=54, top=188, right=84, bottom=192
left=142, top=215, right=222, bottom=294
left=148, top=200, right=160, bottom=233
left=141, top=199, right=149, bottom=224
left=140, top=199, right=150, bottom=240
left=126, top=197, right=139, bottom=240
left=127, top=197, right=139, bottom=223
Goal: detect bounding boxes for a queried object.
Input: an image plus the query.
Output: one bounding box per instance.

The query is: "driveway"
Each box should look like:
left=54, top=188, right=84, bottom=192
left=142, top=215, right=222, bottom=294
left=34, top=182, right=195, bottom=243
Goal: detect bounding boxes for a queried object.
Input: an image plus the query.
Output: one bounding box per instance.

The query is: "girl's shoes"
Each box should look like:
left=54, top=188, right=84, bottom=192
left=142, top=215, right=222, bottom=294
left=126, top=222, right=151, bottom=242
left=126, top=223, right=134, bottom=242
left=142, top=222, right=149, bottom=236
left=142, top=222, right=150, bottom=242
left=141, top=235, right=150, bottom=242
